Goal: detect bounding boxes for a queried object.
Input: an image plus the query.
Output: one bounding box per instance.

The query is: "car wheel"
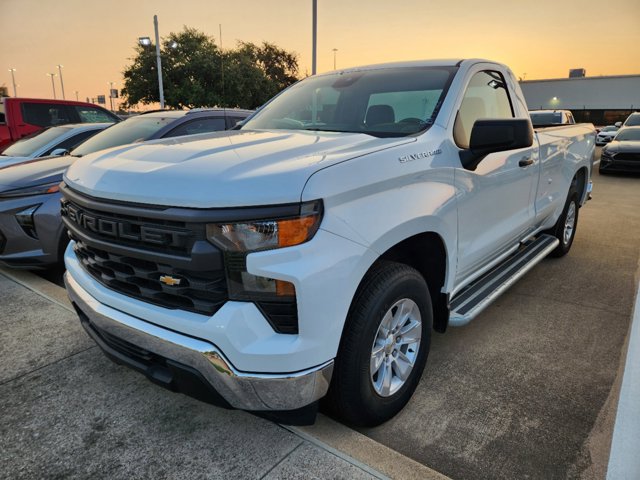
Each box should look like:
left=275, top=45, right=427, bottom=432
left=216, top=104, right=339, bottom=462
left=547, top=188, right=580, bottom=257
left=325, top=261, right=432, bottom=427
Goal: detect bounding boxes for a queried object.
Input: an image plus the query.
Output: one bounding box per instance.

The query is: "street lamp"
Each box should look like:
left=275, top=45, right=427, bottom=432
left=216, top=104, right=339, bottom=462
left=57, top=64, right=65, bottom=99
left=332, top=48, right=338, bottom=70
left=46, top=73, right=57, bottom=99
left=138, top=15, right=165, bottom=109
left=8, top=68, right=17, bottom=97
left=108, top=81, right=116, bottom=112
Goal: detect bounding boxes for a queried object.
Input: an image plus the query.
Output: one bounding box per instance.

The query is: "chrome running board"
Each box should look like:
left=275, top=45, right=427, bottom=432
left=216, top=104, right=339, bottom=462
left=449, top=234, right=559, bottom=327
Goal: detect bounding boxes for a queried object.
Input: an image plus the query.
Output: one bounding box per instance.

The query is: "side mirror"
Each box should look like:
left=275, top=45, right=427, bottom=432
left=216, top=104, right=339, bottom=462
left=614, top=121, right=622, bottom=128
left=50, top=148, right=69, bottom=157
left=459, top=118, right=533, bottom=171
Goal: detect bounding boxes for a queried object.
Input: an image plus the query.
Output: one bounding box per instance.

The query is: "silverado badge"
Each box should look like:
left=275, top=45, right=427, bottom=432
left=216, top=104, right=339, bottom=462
left=159, top=275, right=182, bottom=286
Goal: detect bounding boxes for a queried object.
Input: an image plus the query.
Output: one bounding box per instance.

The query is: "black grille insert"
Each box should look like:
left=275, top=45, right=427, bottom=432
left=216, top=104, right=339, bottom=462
left=74, top=241, right=227, bottom=316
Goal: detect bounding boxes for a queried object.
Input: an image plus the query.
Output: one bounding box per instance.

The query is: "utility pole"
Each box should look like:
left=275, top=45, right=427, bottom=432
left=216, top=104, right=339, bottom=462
left=311, top=0, right=317, bottom=75
left=154, top=15, right=165, bottom=108
left=108, top=81, right=114, bottom=112
left=332, top=48, right=338, bottom=70
left=46, top=73, right=57, bottom=99
left=75, top=91, right=79, bottom=101
left=8, top=69, right=17, bottom=97
left=57, top=64, right=65, bottom=99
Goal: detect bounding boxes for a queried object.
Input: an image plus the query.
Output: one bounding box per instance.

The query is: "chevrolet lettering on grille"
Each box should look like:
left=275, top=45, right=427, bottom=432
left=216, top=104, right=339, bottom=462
left=61, top=201, right=190, bottom=248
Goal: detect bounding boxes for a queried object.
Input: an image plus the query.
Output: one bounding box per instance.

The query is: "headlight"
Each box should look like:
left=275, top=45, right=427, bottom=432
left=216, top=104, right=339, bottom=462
left=205, top=200, right=323, bottom=335
left=0, top=181, right=60, bottom=198
left=206, top=200, right=323, bottom=252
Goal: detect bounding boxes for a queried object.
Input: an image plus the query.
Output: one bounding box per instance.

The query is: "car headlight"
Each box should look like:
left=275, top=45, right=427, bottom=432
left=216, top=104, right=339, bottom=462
left=206, top=200, right=323, bottom=252
left=0, top=181, right=60, bottom=199
left=205, top=200, right=323, bottom=334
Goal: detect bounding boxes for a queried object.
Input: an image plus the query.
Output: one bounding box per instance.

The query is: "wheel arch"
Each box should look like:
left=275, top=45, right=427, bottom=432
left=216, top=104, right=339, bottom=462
left=574, top=166, right=589, bottom=205
left=347, top=231, right=450, bottom=335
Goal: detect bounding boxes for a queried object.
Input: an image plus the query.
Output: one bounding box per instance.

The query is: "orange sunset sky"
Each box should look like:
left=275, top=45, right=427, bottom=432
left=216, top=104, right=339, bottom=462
left=1, top=0, right=639, bottom=107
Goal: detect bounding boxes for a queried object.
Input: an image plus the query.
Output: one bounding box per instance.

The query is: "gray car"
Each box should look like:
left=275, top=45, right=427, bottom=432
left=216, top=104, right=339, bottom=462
left=0, top=123, right=112, bottom=169
left=0, top=108, right=252, bottom=268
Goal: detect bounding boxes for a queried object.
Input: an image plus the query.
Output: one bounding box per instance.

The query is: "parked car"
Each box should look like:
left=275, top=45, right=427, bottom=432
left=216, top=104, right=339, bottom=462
left=0, top=108, right=251, bottom=269
left=0, top=123, right=112, bottom=169
left=595, top=125, right=619, bottom=146
left=600, top=126, right=640, bottom=174
left=66, top=108, right=252, bottom=159
left=61, top=59, right=594, bottom=427
left=529, top=109, right=576, bottom=127
left=622, top=112, right=640, bottom=127
left=0, top=98, right=120, bottom=152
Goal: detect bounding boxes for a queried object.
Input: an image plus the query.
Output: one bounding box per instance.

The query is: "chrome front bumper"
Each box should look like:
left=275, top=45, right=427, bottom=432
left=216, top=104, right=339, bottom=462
left=65, top=272, right=333, bottom=411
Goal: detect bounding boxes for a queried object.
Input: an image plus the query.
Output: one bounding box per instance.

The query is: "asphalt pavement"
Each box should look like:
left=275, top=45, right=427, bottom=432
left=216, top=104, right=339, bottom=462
left=355, top=162, right=640, bottom=479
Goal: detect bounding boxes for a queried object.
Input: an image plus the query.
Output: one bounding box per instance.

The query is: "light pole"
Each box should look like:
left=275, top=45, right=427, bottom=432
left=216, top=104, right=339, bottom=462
left=139, top=15, right=165, bottom=108
left=108, top=81, right=115, bottom=112
left=75, top=90, right=79, bottom=101
left=8, top=69, right=17, bottom=97
left=46, top=73, right=57, bottom=99
left=332, top=48, right=338, bottom=70
left=57, top=64, right=65, bottom=99
left=311, top=0, right=317, bottom=75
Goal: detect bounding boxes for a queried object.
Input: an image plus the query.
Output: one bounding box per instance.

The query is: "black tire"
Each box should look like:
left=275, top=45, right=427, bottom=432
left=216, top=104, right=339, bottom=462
left=325, top=261, right=432, bottom=427
left=546, top=188, right=580, bottom=257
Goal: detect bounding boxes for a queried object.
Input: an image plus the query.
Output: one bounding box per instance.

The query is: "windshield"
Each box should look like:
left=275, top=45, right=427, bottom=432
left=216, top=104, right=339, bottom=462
left=614, top=129, right=640, bottom=141
left=240, top=66, right=456, bottom=137
left=70, top=115, right=177, bottom=156
left=623, top=114, right=640, bottom=126
left=1, top=126, right=72, bottom=157
left=601, top=126, right=618, bottom=132
left=530, top=112, right=563, bottom=125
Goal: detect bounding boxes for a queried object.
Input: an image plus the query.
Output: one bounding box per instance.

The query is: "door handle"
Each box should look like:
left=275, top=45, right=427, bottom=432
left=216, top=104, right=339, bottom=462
left=519, top=157, right=534, bottom=167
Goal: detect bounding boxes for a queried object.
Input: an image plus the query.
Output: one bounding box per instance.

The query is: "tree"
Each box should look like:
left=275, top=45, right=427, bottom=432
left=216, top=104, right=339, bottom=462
left=121, top=27, right=299, bottom=110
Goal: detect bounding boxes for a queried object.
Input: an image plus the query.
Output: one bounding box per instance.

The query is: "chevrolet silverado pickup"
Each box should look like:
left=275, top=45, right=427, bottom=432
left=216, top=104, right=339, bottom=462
left=61, top=59, right=595, bottom=426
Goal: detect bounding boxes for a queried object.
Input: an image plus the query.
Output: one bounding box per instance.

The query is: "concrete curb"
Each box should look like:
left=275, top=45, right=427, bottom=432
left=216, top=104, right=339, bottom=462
left=0, top=266, right=449, bottom=480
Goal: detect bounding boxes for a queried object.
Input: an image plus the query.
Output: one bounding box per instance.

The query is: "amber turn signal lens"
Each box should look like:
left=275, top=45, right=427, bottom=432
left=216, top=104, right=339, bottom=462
left=277, top=215, right=319, bottom=248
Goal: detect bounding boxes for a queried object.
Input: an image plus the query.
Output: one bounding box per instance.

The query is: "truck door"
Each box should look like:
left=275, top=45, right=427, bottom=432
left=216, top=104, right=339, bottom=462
left=454, top=69, right=538, bottom=283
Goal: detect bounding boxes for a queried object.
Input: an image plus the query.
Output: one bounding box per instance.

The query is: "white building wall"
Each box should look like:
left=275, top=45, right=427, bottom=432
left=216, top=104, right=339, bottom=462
left=520, top=75, right=640, bottom=110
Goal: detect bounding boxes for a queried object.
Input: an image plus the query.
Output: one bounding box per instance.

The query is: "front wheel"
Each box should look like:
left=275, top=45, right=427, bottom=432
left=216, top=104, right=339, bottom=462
left=546, top=188, right=580, bottom=257
left=325, top=262, right=432, bottom=427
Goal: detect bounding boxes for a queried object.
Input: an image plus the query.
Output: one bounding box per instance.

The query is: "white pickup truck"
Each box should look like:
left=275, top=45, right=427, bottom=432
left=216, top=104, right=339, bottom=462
left=61, top=59, right=595, bottom=426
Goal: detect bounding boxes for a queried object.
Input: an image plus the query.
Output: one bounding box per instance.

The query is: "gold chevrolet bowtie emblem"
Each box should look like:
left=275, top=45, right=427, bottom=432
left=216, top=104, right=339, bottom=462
left=159, top=275, right=182, bottom=286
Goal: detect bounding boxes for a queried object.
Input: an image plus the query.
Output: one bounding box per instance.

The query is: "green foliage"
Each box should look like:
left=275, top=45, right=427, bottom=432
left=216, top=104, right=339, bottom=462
left=121, top=27, right=299, bottom=110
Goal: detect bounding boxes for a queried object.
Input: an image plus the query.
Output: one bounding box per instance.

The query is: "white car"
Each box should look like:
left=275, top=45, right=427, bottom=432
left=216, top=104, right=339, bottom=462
left=0, top=123, right=112, bottom=169
left=596, top=125, right=619, bottom=145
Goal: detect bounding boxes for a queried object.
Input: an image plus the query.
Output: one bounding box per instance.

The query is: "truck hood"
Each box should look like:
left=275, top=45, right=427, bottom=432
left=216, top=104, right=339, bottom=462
left=64, top=129, right=415, bottom=207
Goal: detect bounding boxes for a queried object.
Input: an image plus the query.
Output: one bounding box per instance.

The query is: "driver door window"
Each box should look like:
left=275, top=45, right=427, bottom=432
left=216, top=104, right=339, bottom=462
left=454, top=71, right=514, bottom=148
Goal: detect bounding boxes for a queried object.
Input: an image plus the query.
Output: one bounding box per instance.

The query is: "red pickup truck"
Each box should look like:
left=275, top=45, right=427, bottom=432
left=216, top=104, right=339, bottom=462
left=0, top=98, right=120, bottom=152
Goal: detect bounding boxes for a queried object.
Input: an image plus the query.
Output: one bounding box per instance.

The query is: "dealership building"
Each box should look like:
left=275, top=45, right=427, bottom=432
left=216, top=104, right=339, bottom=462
left=520, top=73, right=640, bottom=126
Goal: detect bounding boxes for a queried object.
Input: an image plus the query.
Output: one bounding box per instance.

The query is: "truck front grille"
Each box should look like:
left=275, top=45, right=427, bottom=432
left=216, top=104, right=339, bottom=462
left=73, top=240, right=226, bottom=316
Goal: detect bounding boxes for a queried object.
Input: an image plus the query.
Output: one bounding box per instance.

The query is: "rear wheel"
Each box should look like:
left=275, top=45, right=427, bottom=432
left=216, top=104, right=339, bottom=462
left=546, top=188, right=580, bottom=257
left=326, top=262, right=432, bottom=427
